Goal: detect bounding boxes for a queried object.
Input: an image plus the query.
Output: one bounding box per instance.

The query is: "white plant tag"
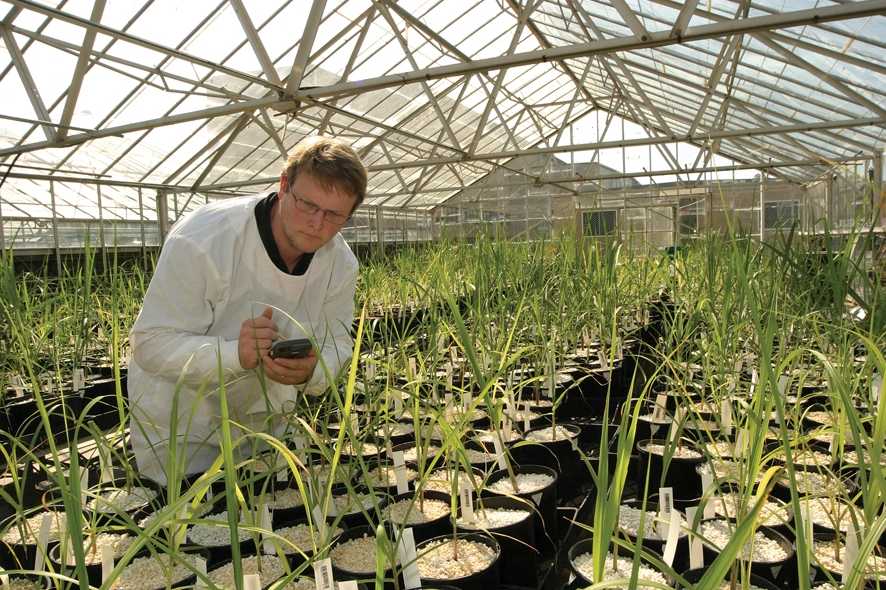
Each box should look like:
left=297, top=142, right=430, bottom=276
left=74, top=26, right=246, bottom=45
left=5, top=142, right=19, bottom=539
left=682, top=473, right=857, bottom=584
left=175, top=505, right=189, bottom=546
left=842, top=520, right=860, bottom=583
left=73, top=368, right=85, bottom=393
left=532, top=491, right=543, bottom=504
left=799, top=504, right=814, bottom=549
left=397, top=528, right=421, bottom=590
left=385, top=439, right=394, bottom=459
left=652, top=393, right=668, bottom=423
left=366, top=361, right=376, bottom=382
left=700, top=472, right=715, bottom=518
left=1, top=568, right=9, bottom=586
left=502, top=417, right=513, bottom=441
left=101, top=544, right=114, bottom=583
left=686, top=506, right=704, bottom=569
left=662, top=509, right=681, bottom=567
left=393, top=451, right=409, bottom=495
left=523, top=410, right=531, bottom=432
left=449, top=346, right=457, bottom=364
left=446, top=364, right=453, bottom=390
left=408, top=357, right=417, bottom=380
left=582, top=329, right=591, bottom=348
left=720, top=399, right=733, bottom=435
left=777, top=375, right=789, bottom=396
left=444, top=392, right=453, bottom=408
left=311, top=505, right=329, bottom=542
left=261, top=504, right=274, bottom=555
left=666, top=409, right=685, bottom=444
left=195, top=556, right=207, bottom=589
left=491, top=435, right=507, bottom=470
left=463, top=390, right=473, bottom=411
left=546, top=357, right=556, bottom=398
left=459, top=483, right=475, bottom=523
left=244, top=574, right=261, bottom=590
left=657, top=487, right=674, bottom=537
left=313, top=558, right=334, bottom=590
left=11, top=375, right=23, bottom=397
left=873, top=373, right=883, bottom=404
left=338, top=581, right=359, bottom=590
left=34, top=512, right=53, bottom=570
left=80, top=465, right=89, bottom=506
left=751, top=369, right=758, bottom=387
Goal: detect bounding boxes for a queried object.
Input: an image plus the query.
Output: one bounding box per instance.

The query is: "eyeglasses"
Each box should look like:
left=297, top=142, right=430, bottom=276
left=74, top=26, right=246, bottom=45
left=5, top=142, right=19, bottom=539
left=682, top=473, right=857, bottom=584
left=290, top=192, right=350, bottom=226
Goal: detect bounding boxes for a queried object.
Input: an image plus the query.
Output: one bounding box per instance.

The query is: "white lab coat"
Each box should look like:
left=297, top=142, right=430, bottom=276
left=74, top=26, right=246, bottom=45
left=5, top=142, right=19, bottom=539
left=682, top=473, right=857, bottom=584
left=127, top=194, right=357, bottom=484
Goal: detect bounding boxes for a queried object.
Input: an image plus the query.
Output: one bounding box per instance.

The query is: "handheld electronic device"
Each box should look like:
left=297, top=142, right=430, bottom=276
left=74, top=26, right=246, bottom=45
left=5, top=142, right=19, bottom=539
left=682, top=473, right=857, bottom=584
left=269, top=338, right=313, bottom=359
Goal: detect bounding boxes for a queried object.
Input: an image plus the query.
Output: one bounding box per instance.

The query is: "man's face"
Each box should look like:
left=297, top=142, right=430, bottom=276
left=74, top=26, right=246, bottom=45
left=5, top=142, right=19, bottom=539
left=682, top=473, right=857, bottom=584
left=277, top=172, right=355, bottom=254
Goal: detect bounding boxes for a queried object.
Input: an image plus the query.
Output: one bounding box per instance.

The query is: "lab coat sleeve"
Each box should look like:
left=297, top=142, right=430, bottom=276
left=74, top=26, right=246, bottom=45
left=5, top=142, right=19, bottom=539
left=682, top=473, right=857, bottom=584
left=302, top=254, right=357, bottom=396
left=130, top=234, right=244, bottom=387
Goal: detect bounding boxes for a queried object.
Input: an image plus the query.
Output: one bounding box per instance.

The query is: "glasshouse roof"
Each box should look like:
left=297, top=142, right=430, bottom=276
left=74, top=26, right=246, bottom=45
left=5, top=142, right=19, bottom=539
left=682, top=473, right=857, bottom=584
left=1, top=0, right=884, bottom=214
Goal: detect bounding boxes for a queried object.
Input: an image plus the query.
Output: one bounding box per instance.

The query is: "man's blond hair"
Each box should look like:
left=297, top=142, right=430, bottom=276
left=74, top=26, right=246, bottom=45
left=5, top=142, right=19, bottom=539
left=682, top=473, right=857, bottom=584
left=282, top=136, right=367, bottom=210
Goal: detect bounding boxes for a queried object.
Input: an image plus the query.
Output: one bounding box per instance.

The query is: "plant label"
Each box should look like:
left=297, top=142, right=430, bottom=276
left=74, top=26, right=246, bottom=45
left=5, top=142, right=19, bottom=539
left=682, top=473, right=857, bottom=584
left=1, top=568, right=9, bottom=586
left=751, top=369, right=758, bottom=387
left=666, top=408, right=685, bottom=445
left=244, top=574, right=261, bottom=590
left=366, top=361, right=376, bottom=382
left=463, top=390, right=473, bottom=411
left=385, top=439, right=394, bottom=459
left=459, top=482, right=475, bottom=523
left=338, top=581, right=359, bottom=590
left=720, top=399, right=733, bottom=435
left=523, top=410, right=531, bottom=433
left=397, top=528, right=422, bottom=590
left=873, top=373, right=883, bottom=404
left=662, top=509, right=681, bottom=567
left=685, top=506, right=704, bottom=569
left=33, top=512, right=53, bottom=571
left=408, top=357, right=417, bottom=380
left=195, top=556, right=207, bottom=589
left=261, top=504, right=274, bottom=555
left=659, top=487, right=674, bottom=516
left=41, top=374, right=53, bottom=394
left=175, top=505, right=189, bottom=546
left=312, top=505, right=329, bottom=543
left=313, top=557, right=335, bottom=590
left=393, top=451, right=409, bottom=495
left=444, top=391, right=453, bottom=409
left=582, top=328, right=591, bottom=348
left=73, top=368, right=85, bottom=393
left=652, top=394, right=668, bottom=422
left=700, top=473, right=715, bottom=518
left=11, top=375, right=23, bottom=397
left=799, top=504, right=814, bottom=551
left=449, top=346, right=457, bottom=364
left=842, top=520, right=861, bottom=583
left=502, top=416, right=513, bottom=441
left=532, top=491, right=543, bottom=504
left=101, top=544, right=114, bottom=583
left=777, top=375, right=789, bottom=397
left=491, top=435, right=507, bottom=470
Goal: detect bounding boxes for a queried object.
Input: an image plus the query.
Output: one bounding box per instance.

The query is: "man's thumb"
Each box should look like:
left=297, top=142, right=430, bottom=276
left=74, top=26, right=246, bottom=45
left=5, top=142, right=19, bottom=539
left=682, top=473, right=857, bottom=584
left=261, top=306, right=274, bottom=319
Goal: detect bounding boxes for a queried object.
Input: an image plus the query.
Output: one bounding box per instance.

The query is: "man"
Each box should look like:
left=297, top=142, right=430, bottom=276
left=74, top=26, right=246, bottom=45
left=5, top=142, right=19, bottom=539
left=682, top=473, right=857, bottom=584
left=128, top=136, right=367, bottom=484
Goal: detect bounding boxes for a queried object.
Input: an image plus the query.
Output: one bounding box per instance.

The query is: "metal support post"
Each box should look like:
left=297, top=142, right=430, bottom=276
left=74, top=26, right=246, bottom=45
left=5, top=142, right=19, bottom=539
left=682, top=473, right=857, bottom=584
left=96, top=183, right=107, bottom=270
left=137, top=187, right=146, bottom=266
left=49, top=179, right=61, bottom=275
left=157, top=190, right=170, bottom=244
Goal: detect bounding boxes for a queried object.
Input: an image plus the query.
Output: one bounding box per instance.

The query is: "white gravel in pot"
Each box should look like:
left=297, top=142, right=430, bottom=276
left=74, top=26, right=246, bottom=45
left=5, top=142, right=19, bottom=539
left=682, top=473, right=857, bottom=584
left=572, top=552, right=670, bottom=588
left=523, top=399, right=553, bottom=409
left=366, top=465, right=418, bottom=488
left=188, top=511, right=251, bottom=546
left=374, top=423, right=413, bottom=438
left=699, top=460, right=766, bottom=483
left=638, top=413, right=672, bottom=425
left=208, top=555, right=286, bottom=590
left=810, top=584, right=840, bottom=590
left=777, top=471, right=846, bottom=496
left=689, top=401, right=718, bottom=414
left=702, top=441, right=735, bottom=458
left=0, top=579, right=41, bottom=590
left=700, top=519, right=787, bottom=562
left=801, top=497, right=863, bottom=532
left=617, top=505, right=687, bottom=540
left=464, top=448, right=494, bottom=464
left=330, top=534, right=380, bottom=574
left=486, top=472, right=554, bottom=495
left=772, top=449, right=832, bottom=467
left=805, top=411, right=834, bottom=426
left=444, top=407, right=487, bottom=422
left=526, top=425, right=578, bottom=442
left=416, top=538, right=496, bottom=580
left=266, top=488, right=304, bottom=510
left=505, top=408, right=542, bottom=423
left=843, top=448, right=886, bottom=467
left=386, top=498, right=450, bottom=524
left=109, top=553, right=200, bottom=590
left=275, top=523, right=343, bottom=552
left=61, top=532, right=136, bottom=565
left=812, top=539, right=886, bottom=576
left=474, top=430, right=521, bottom=444
left=712, top=493, right=790, bottom=527
left=87, top=486, right=157, bottom=513
left=330, top=492, right=378, bottom=516
left=269, top=577, right=315, bottom=590
left=457, top=508, right=530, bottom=530
left=644, top=443, right=702, bottom=459
left=422, top=470, right=479, bottom=495
left=338, top=441, right=380, bottom=457
left=305, top=464, right=349, bottom=485
left=1, top=510, right=66, bottom=544
left=401, top=445, right=441, bottom=462
left=715, top=582, right=767, bottom=590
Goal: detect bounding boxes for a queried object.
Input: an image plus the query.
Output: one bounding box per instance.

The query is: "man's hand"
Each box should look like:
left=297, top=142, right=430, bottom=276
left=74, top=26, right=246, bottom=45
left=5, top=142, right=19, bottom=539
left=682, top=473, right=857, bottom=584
left=260, top=350, right=318, bottom=386
left=238, top=307, right=278, bottom=370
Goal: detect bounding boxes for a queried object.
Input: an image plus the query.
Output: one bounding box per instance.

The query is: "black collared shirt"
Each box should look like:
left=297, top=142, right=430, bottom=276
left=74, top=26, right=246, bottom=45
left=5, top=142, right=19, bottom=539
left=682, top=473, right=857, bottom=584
left=254, top=192, right=314, bottom=275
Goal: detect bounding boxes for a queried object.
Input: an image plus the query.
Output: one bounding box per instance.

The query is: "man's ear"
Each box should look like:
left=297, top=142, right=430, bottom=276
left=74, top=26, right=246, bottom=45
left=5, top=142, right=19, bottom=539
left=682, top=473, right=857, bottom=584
left=279, top=173, right=289, bottom=193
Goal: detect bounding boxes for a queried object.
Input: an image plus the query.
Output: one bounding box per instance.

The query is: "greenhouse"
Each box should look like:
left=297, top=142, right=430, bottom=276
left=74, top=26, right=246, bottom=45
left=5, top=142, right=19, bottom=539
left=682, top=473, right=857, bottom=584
left=1, top=1, right=885, bottom=589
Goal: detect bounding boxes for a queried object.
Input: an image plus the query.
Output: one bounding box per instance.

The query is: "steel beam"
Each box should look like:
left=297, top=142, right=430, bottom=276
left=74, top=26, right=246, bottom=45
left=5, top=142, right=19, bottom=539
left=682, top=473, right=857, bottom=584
left=0, top=23, right=55, bottom=141
left=670, top=0, right=699, bottom=38
left=285, top=0, right=327, bottom=94
left=229, top=0, right=282, bottom=86
left=57, top=0, right=105, bottom=141
left=610, top=0, right=649, bottom=39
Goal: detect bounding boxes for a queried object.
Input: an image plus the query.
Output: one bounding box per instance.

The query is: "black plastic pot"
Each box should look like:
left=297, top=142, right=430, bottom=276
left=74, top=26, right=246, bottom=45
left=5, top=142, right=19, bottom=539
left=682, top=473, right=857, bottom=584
left=809, top=530, right=886, bottom=590
left=636, top=439, right=705, bottom=504
left=483, top=464, right=558, bottom=557
left=567, top=537, right=670, bottom=588
left=415, top=532, right=501, bottom=590
left=456, top=495, right=536, bottom=588
left=47, top=531, right=148, bottom=587
left=0, top=507, right=65, bottom=572
left=385, top=490, right=451, bottom=545
left=329, top=524, right=398, bottom=590
left=678, top=567, right=781, bottom=589
left=84, top=482, right=161, bottom=526
left=699, top=522, right=796, bottom=588
left=185, top=515, right=259, bottom=568
left=328, top=489, right=390, bottom=530
left=511, top=422, right=587, bottom=499
left=619, top=497, right=690, bottom=574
